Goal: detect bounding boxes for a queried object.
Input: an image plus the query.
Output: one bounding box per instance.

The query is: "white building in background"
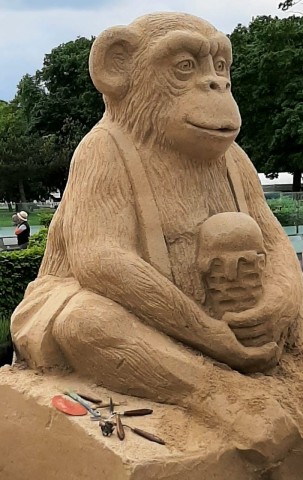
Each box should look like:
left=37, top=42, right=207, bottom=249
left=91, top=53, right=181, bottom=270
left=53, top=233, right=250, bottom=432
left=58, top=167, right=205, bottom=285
left=49, top=190, right=61, bottom=201
left=45, top=190, right=61, bottom=207
left=258, top=173, right=302, bottom=193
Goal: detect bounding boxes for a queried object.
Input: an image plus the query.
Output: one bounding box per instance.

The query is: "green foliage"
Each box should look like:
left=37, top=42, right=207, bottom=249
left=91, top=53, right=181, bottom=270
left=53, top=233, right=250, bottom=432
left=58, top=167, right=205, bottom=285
left=0, top=247, right=43, bottom=318
left=0, top=101, right=58, bottom=202
left=38, top=212, right=54, bottom=227
left=0, top=222, right=47, bottom=318
left=0, top=209, right=15, bottom=227
left=267, top=196, right=296, bottom=225
left=0, top=37, right=104, bottom=200
left=279, top=0, right=302, bottom=11
left=16, top=37, right=105, bottom=193
left=0, top=316, right=10, bottom=344
left=230, top=16, right=303, bottom=191
left=267, top=196, right=303, bottom=225
left=28, top=228, right=48, bottom=249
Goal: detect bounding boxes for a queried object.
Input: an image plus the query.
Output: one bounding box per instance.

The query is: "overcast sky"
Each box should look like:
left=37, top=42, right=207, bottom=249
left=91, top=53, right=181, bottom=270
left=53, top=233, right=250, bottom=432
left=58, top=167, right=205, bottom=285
left=0, top=0, right=291, bottom=101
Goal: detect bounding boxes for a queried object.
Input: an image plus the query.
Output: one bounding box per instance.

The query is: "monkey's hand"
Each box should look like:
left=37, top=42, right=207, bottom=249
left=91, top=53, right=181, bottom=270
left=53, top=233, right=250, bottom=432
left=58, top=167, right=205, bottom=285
left=222, top=284, right=295, bottom=348
left=206, top=319, right=279, bottom=373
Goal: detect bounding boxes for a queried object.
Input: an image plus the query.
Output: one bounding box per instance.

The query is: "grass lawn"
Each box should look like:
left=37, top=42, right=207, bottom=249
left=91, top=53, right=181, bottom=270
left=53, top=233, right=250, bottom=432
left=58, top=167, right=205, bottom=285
left=0, top=208, right=55, bottom=227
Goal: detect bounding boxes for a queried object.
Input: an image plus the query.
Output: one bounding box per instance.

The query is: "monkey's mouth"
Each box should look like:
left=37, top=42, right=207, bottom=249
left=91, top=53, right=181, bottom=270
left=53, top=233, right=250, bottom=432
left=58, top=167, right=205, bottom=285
left=186, top=122, right=239, bottom=137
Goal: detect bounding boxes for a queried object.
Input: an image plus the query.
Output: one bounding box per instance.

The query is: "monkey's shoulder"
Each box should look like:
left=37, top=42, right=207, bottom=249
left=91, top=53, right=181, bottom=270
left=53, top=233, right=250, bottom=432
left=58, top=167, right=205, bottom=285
left=72, top=123, right=117, bottom=162
left=227, top=142, right=267, bottom=215
left=228, top=142, right=258, bottom=177
left=69, top=123, right=130, bottom=187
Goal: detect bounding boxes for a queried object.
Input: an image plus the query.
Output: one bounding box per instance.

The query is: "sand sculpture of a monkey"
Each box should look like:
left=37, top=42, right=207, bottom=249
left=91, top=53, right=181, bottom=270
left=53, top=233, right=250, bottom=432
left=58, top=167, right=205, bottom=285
left=11, top=13, right=303, bottom=451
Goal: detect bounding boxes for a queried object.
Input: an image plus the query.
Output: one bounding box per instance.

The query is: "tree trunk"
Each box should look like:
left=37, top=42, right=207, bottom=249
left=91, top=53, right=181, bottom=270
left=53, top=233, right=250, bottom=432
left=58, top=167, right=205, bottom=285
left=18, top=179, right=27, bottom=203
left=293, top=170, right=302, bottom=192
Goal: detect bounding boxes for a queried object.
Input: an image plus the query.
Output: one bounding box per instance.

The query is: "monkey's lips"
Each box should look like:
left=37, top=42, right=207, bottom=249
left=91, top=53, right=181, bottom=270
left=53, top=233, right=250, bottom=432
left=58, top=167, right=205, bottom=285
left=186, top=121, right=239, bottom=138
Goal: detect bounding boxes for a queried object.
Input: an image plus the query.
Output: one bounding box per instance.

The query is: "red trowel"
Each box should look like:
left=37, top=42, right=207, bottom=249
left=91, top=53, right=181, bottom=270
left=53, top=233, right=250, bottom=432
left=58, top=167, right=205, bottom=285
left=51, top=395, right=88, bottom=416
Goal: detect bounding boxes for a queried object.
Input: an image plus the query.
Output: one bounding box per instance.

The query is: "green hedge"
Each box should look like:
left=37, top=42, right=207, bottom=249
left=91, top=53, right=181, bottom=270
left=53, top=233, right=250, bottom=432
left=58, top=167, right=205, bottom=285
left=0, top=246, right=44, bottom=317
left=28, top=227, right=48, bottom=249
left=0, top=229, right=47, bottom=318
left=267, top=196, right=303, bottom=226
left=38, top=212, right=54, bottom=228
left=0, top=316, right=10, bottom=343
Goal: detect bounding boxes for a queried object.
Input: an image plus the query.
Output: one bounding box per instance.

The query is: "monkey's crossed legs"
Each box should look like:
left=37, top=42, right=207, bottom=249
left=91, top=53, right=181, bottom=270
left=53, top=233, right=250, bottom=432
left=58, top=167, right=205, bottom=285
left=53, top=289, right=299, bottom=461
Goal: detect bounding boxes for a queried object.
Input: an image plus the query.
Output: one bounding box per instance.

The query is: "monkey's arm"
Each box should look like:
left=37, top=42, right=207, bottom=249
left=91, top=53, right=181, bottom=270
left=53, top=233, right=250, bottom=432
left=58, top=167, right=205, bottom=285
left=72, top=242, right=277, bottom=372
left=63, top=128, right=276, bottom=371
left=224, top=144, right=302, bottom=344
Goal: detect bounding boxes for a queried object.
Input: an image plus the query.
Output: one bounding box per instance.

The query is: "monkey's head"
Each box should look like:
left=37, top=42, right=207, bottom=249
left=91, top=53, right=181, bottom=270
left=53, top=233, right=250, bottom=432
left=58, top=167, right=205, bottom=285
left=89, top=12, right=241, bottom=160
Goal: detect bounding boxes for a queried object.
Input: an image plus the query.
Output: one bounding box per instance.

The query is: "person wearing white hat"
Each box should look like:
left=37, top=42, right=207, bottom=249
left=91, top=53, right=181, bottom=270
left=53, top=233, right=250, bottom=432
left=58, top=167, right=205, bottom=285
left=15, top=211, right=30, bottom=249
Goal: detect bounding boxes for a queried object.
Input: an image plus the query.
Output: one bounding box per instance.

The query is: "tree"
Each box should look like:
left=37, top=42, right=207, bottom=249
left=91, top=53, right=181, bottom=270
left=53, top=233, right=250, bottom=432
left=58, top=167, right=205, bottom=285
left=279, top=1, right=302, bottom=12
left=1, top=36, right=105, bottom=201
left=16, top=37, right=105, bottom=193
left=0, top=102, right=57, bottom=202
left=230, top=16, right=303, bottom=191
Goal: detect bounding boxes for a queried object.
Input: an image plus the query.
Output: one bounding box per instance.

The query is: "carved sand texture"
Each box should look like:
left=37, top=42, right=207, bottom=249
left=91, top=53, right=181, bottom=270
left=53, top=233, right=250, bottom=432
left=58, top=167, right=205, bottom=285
left=10, top=12, right=303, bottom=470
left=1, top=366, right=303, bottom=479
left=198, top=212, right=266, bottom=318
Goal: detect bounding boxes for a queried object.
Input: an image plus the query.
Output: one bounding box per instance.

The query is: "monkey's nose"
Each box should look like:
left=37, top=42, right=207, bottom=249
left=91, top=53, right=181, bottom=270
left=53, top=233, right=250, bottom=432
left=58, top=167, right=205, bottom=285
left=200, top=77, right=231, bottom=92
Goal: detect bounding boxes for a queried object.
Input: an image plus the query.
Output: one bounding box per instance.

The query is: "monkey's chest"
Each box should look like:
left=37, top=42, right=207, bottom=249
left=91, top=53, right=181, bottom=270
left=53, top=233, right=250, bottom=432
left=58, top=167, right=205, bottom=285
left=159, top=171, right=238, bottom=239
left=145, top=159, right=239, bottom=301
left=158, top=178, right=238, bottom=302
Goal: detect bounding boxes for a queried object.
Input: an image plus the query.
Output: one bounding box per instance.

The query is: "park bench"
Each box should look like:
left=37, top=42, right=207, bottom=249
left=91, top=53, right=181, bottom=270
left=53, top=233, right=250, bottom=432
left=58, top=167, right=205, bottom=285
left=0, top=236, right=19, bottom=252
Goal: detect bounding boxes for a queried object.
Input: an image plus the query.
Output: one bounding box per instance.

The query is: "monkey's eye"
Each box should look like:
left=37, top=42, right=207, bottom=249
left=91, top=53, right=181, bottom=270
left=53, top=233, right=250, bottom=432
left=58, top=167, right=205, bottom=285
left=176, top=59, right=195, bottom=72
left=214, top=59, right=227, bottom=75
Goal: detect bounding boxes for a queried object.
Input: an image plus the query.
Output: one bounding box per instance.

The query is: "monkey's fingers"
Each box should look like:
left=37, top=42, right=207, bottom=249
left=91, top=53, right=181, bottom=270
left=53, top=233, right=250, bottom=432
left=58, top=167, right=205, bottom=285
left=239, top=335, right=270, bottom=348
left=223, top=308, right=268, bottom=328
left=232, top=323, right=271, bottom=340
left=239, top=342, right=279, bottom=372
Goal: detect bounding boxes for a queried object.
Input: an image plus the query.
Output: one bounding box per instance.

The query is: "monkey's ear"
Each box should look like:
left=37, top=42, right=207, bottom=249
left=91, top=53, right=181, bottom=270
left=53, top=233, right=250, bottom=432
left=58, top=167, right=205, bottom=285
left=89, top=27, right=139, bottom=99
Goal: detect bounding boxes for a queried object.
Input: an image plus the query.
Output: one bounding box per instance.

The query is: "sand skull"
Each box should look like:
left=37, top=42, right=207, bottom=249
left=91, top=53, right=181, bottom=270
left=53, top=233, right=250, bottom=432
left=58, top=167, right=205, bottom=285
left=197, top=212, right=266, bottom=319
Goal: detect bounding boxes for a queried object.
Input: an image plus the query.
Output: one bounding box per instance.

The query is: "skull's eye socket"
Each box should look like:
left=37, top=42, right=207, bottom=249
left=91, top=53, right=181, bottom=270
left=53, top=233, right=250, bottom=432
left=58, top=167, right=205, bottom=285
left=176, top=59, right=195, bottom=72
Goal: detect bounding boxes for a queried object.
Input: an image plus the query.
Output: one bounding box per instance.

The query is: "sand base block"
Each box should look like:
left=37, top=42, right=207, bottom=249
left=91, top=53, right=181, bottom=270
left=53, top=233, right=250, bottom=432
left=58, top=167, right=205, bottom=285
left=0, top=365, right=303, bottom=480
